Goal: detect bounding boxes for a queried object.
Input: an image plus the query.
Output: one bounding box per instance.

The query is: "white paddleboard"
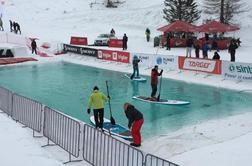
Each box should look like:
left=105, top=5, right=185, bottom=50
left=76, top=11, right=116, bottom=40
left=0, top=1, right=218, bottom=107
left=90, top=116, right=132, bottom=140
left=124, top=74, right=146, bottom=82
left=132, top=96, right=190, bottom=105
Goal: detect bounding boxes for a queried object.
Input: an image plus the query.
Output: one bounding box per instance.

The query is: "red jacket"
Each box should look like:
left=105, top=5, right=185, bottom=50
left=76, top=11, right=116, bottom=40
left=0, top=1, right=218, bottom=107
left=151, top=69, right=162, bottom=85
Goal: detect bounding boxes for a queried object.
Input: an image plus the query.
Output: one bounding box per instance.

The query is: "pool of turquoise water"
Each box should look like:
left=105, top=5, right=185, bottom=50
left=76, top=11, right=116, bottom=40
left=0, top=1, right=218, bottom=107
left=0, top=62, right=252, bottom=138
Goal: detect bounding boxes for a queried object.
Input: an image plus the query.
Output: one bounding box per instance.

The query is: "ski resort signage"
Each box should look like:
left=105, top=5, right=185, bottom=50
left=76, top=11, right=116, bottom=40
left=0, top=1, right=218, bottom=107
left=63, top=44, right=97, bottom=57
left=70, top=36, right=88, bottom=45
left=131, top=53, right=153, bottom=68
left=97, top=49, right=130, bottom=63
left=154, top=54, right=178, bottom=71
left=222, top=61, right=252, bottom=82
left=178, top=56, right=221, bottom=74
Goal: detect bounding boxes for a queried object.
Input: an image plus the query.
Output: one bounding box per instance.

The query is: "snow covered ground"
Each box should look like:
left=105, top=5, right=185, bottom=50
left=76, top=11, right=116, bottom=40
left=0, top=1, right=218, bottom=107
left=1, top=0, right=252, bottom=166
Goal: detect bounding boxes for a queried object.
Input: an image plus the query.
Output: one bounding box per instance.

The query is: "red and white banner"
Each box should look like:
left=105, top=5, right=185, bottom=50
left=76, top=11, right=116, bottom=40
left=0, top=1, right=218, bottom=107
left=97, top=49, right=130, bottom=63
left=178, top=56, right=221, bottom=74
left=70, top=36, right=88, bottom=45
left=109, top=39, right=123, bottom=48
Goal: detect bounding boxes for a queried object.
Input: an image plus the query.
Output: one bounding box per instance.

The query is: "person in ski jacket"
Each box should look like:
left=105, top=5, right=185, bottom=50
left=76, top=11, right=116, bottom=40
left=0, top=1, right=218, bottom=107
left=166, top=33, right=171, bottom=50
left=212, top=51, right=220, bottom=60
left=124, top=102, right=144, bottom=147
left=31, top=39, right=37, bottom=55
left=9, top=20, right=13, bottom=32
left=186, top=37, right=193, bottom=57
left=87, top=86, right=109, bottom=130
left=202, top=42, right=210, bottom=59
left=228, top=39, right=238, bottom=62
left=145, top=28, right=150, bottom=42
left=110, top=28, right=115, bottom=36
left=194, top=40, right=200, bottom=58
left=130, top=55, right=140, bottom=79
left=122, top=33, right=128, bottom=50
left=0, top=18, right=3, bottom=31
left=151, top=65, right=163, bottom=99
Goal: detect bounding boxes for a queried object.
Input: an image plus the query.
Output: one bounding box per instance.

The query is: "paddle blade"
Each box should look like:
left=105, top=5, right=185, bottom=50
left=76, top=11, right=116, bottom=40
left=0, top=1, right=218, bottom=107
left=110, top=116, right=116, bottom=125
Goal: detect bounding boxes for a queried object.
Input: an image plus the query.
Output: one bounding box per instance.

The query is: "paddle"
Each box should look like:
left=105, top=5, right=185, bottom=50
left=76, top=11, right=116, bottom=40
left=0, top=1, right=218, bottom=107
left=106, top=81, right=116, bottom=125
left=157, top=73, right=163, bottom=101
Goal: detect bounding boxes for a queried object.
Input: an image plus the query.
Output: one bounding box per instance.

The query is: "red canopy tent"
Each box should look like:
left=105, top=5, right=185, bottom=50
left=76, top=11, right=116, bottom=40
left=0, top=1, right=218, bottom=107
left=157, top=20, right=198, bottom=33
left=197, top=20, right=240, bottom=33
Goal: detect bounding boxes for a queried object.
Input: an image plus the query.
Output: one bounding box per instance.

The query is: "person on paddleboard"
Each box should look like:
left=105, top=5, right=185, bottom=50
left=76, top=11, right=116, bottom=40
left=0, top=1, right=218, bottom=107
left=130, top=55, right=140, bottom=79
left=87, top=86, right=109, bottom=131
left=124, top=102, right=144, bottom=147
left=151, top=65, right=163, bottom=100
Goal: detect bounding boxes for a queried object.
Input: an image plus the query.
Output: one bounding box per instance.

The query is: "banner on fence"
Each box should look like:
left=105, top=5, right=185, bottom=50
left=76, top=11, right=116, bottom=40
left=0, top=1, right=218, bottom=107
left=70, top=36, right=88, bottom=45
left=63, top=44, right=97, bottom=57
left=222, top=61, right=252, bottom=82
left=97, top=49, right=130, bottom=63
left=178, top=56, right=221, bottom=74
left=131, top=53, right=178, bottom=70
left=108, top=39, right=123, bottom=48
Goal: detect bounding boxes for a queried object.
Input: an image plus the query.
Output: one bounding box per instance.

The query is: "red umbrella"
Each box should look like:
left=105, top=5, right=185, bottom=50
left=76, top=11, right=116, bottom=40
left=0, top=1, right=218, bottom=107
left=198, top=20, right=239, bottom=33
left=157, top=20, right=198, bottom=33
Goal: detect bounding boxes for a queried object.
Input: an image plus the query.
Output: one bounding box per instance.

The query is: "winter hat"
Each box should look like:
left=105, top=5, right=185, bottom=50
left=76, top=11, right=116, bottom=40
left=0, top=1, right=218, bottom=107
left=93, top=86, right=99, bottom=91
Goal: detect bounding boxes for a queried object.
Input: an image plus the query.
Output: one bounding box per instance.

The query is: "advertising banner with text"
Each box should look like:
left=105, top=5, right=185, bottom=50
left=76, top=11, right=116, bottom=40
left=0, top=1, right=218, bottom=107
left=222, top=61, right=252, bottom=82
left=178, top=56, right=222, bottom=74
left=63, top=44, right=97, bottom=57
left=97, top=49, right=130, bottom=63
left=109, top=39, right=123, bottom=48
left=153, top=54, right=178, bottom=71
left=130, top=53, right=154, bottom=68
left=70, top=36, right=88, bottom=45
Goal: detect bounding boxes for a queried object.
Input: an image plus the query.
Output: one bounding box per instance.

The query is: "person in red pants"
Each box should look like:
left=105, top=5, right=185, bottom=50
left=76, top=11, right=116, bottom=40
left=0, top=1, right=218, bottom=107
left=124, top=103, right=144, bottom=147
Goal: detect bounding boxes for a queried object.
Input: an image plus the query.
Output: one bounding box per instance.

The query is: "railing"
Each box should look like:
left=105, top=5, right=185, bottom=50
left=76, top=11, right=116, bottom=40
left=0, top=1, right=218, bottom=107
left=43, top=106, right=81, bottom=164
left=0, top=86, right=12, bottom=116
left=12, top=94, right=43, bottom=136
left=83, top=124, right=144, bottom=166
left=0, top=87, right=179, bottom=166
left=145, top=154, right=179, bottom=166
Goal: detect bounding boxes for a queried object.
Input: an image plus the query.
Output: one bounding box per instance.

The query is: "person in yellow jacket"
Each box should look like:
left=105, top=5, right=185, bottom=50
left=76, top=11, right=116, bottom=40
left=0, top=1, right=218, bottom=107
left=87, top=86, right=109, bottom=130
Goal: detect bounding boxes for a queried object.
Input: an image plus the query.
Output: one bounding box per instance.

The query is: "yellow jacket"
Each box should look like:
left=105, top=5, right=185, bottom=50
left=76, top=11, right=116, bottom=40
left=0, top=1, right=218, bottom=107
left=88, top=90, right=108, bottom=109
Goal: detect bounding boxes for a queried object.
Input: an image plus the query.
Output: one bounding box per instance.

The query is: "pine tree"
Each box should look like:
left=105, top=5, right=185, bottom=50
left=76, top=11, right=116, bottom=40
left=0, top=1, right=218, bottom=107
left=163, top=0, right=201, bottom=23
left=204, top=0, right=247, bottom=24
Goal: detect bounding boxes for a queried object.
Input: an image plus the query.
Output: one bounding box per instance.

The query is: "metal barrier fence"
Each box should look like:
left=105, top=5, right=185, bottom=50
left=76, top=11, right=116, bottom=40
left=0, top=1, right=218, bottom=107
left=12, top=94, right=43, bottom=135
left=83, top=124, right=144, bottom=166
left=145, top=154, right=179, bottom=166
left=0, top=86, right=12, bottom=116
left=43, top=106, right=81, bottom=163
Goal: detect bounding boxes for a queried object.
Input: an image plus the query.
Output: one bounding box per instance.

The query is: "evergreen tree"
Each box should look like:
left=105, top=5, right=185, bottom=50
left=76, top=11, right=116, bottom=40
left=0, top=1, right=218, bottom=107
left=163, top=0, right=201, bottom=23
left=204, top=0, right=247, bottom=24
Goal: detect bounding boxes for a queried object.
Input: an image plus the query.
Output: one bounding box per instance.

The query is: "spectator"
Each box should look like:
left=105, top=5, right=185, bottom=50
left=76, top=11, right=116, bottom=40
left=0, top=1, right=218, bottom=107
left=124, top=103, right=144, bottom=147
left=9, top=20, right=13, bottom=32
left=16, top=22, right=21, bottom=34
left=202, top=42, right=210, bottom=59
left=13, top=21, right=17, bottom=34
left=211, top=40, right=219, bottom=52
left=166, top=33, right=171, bottom=50
left=122, top=33, right=128, bottom=50
left=186, top=37, right=193, bottom=57
left=145, top=28, right=150, bottom=42
left=110, top=28, right=115, bottom=36
left=228, top=39, right=238, bottom=62
left=212, top=51, right=220, bottom=60
left=31, top=39, right=37, bottom=55
left=0, top=17, right=4, bottom=31
left=194, top=40, right=200, bottom=58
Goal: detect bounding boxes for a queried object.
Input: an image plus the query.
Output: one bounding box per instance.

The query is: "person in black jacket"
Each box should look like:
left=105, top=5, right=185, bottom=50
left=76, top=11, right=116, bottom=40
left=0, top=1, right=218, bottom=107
left=212, top=51, right=220, bottom=60
left=228, top=39, right=238, bottom=62
left=122, top=33, right=128, bottom=50
left=31, top=39, right=37, bottom=54
left=124, top=103, right=144, bottom=147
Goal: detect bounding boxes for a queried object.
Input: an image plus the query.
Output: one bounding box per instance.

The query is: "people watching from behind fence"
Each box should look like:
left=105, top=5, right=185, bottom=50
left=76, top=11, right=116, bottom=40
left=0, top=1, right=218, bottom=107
left=186, top=37, right=193, bottom=57
left=212, top=51, right=220, bottom=60
left=202, top=42, right=210, bottom=59
left=194, top=40, right=200, bottom=58
left=228, top=39, right=238, bottom=62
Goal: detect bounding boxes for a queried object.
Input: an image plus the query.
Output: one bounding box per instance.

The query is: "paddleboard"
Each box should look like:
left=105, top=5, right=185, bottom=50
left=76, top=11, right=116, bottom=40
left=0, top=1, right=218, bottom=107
left=90, top=116, right=132, bottom=140
left=124, top=74, right=146, bottom=82
left=132, top=96, right=190, bottom=105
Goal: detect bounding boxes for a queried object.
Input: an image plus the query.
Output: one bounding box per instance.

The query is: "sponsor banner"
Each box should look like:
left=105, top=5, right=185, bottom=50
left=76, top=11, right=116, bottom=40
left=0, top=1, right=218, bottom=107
left=178, top=56, right=221, bottom=74
left=130, top=53, right=153, bottom=67
left=63, top=44, right=97, bottom=57
left=153, top=54, right=178, bottom=71
left=222, top=61, right=252, bottom=82
left=109, top=39, right=123, bottom=48
left=70, top=36, right=88, bottom=45
left=97, top=49, right=130, bottom=63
